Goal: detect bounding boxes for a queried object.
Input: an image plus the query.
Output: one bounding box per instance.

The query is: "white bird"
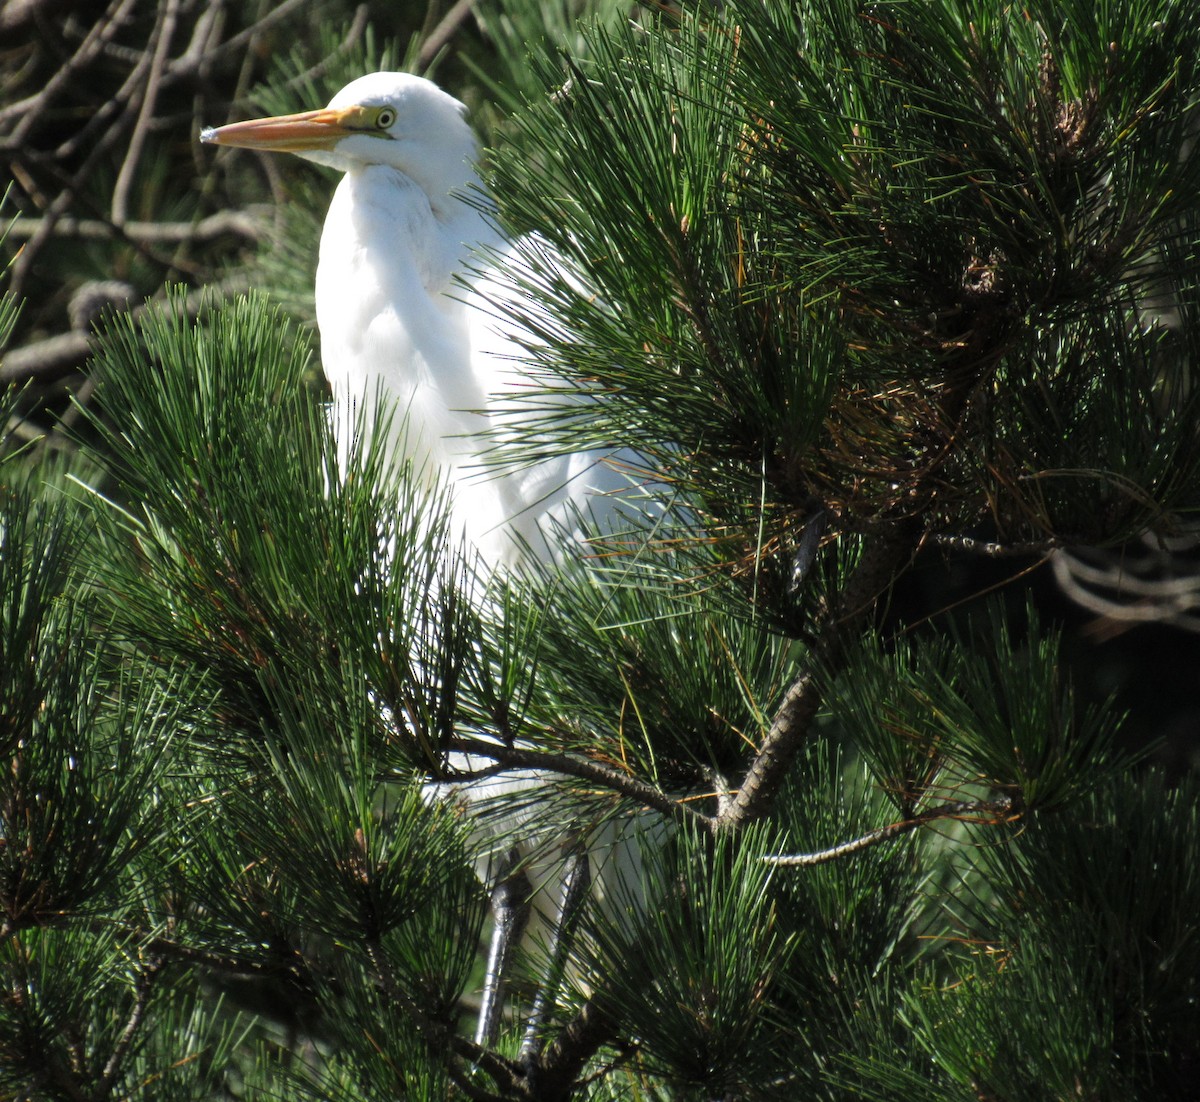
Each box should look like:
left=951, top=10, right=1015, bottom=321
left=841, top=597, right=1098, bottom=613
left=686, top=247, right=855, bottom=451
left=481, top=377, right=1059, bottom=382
left=201, top=72, right=655, bottom=1051
left=201, top=72, right=636, bottom=567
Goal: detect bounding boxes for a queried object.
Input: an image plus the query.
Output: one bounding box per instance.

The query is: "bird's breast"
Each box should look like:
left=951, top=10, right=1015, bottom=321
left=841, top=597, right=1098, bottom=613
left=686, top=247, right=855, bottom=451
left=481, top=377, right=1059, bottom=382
left=315, top=167, right=513, bottom=538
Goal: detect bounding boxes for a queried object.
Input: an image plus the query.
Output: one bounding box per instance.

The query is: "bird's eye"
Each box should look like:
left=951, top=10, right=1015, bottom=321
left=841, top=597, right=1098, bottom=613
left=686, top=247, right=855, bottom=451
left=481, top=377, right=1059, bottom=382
left=375, top=107, right=396, bottom=130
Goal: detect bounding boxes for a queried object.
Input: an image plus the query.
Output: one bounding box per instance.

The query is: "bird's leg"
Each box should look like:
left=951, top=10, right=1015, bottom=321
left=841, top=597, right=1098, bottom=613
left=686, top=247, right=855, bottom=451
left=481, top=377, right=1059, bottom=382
left=476, top=849, right=531, bottom=1048
left=519, top=843, right=591, bottom=1064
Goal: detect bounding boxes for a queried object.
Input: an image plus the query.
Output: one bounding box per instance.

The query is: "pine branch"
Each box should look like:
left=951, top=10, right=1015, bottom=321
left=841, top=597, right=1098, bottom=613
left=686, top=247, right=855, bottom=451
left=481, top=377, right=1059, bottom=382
left=97, top=954, right=161, bottom=1094
left=142, top=935, right=305, bottom=982
left=762, top=795, right=1016, bottom=867
left=719, top=523, right=920, bottom=829
left=522, top=998, right=618, bottom=1102
left=447, top=737, right=712, bottom=829
left=932, top=533, right=1061, bottom=557
left=363, top=936, right=528, bottom=1100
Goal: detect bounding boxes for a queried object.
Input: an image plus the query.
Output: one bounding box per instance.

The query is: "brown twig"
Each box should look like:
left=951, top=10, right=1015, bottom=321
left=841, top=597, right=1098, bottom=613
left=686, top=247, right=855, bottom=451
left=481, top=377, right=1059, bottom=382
left=111, top=0, right=182, bottom=226
left=762, top=795, right=1016, bottom=866
left=166, top=0, right=322, bottom=82
left=416, top=0, right=479, bottom=74
left=97, top=954, right=162, bottom=1094
left=6, top=210, right=267, bottom=243
left=0, top=0, right=139, bottom=136
left=9, top=49, right=159, bottom=297
left=718, top=522, right=920, bottom=830
left=446, top=736, right=710, bottom=830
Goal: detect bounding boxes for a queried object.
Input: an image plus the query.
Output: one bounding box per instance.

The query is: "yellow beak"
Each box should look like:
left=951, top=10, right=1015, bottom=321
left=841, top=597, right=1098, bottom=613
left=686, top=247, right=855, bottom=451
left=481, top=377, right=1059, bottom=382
left=200, top=107, right=357, bottom=153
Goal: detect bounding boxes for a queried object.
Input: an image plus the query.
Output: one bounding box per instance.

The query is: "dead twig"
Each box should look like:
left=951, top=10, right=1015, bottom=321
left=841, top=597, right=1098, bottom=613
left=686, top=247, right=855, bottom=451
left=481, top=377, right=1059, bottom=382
left=111, top=0, right=182, bottom=226
left=417, top=0, right=478, bottom=74
left=6, top=209, right=267, bottom=243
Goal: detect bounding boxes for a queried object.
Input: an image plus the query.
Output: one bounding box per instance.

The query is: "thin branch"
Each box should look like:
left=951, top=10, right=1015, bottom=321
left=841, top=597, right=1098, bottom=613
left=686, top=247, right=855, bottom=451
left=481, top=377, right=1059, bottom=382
left=1053, top=547, right=1200, bottom=601
left=365, top=936, right=524, bottom=1100
left=8, top=46, right=159, bottom=297
left=719, top=523, right=920, bottom=830
left=446, top=737, right=710, bottom=830
left=175, top=0, right=224, bottom=74
left=112, top=0, right=180, bottom=226
left=0, top=331, right=90, bottom=384
left=0, top=0, right=139, bottom=133
left=0, top=0, right=75, bottom=35
left=6, top=210, right=267, bottom=243
left=97, top=956, right=161, bottom=1092
left=932, top=533, right=1060, bottom=557
left=165, top=0, right=321, bottom=82
left=449, top=1035, right=526, bottom=1099
left=111, top=0, right=182, bottom=226
left=142, top=934, right=302, bottom=979
left=1051, top=549, right=1200, bottom=631
left=762, top=796, right=1016, bottom=867
left=416, top=0, right=478, bottom=74
left=445, top=1058, right=514, bottom=1102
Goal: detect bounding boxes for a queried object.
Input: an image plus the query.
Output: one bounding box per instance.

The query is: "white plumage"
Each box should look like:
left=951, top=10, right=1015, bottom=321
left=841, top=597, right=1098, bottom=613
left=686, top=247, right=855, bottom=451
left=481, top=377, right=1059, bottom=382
left=202, top=72, right=652, bottom=1048
left=203, top=72, right=633, bottom=567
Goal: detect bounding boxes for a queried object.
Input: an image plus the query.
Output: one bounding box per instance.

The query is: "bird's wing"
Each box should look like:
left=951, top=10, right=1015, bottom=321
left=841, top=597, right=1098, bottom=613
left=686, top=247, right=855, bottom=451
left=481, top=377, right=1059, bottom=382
left=461, top=236, right=662, bottom=560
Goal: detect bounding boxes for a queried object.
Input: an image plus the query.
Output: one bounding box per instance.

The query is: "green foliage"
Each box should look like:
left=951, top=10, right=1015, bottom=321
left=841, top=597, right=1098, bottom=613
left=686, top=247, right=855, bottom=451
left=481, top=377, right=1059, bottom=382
left=511, top=542, right=796, bottom=782
left=1, top=1, right=1199, bottom=1099
left=771, top=742, right=933, bottom=979
left=577, top=821, right=796, bottom=1098
left=86, top=289, right=479, bottom=768
left=842, top=773, right=1200, bottom=1101
left=977, top=775, right=1200, bottom=1089
left=0, top=485, right=190, bottom=934
left=1, top=923, right=250, bottom=1100
left=832, top=601, right=1128, bottom=814
left=489, top=0, right=1200, bottom=552
left=487, top=18, right=841, bottom=533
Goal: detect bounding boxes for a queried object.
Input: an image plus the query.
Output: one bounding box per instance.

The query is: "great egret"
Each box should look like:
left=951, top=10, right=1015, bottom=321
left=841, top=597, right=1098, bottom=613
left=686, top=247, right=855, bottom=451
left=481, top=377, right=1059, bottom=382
left=201, top=72, right=650, bottom=1051
left=201, top=71, right=639, bottom=566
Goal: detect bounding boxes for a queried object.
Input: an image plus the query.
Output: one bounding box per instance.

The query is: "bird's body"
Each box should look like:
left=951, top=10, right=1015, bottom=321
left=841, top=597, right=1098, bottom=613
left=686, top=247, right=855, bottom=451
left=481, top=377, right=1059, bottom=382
left=202, top=72, right=654, bottom=1049
left=315, top=158, right=516, bottom=557
left=204, top=71, right=628, bottom=565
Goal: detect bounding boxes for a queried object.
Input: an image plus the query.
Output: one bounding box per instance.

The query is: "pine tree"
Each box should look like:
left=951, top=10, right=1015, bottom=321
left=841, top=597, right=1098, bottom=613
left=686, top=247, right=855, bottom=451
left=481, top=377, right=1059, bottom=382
left=2, top=2, right=1200, bottom=1100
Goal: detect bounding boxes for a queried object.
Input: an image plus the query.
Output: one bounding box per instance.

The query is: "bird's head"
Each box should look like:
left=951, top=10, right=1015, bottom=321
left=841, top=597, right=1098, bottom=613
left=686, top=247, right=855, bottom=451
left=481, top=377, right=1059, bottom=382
left=201, top=72, right=480, bottom=200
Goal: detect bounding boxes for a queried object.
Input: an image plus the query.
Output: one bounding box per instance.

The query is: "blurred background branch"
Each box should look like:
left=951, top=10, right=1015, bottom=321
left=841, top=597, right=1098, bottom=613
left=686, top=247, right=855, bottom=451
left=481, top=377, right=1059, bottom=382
left=0, top=0, right=591, bottom=426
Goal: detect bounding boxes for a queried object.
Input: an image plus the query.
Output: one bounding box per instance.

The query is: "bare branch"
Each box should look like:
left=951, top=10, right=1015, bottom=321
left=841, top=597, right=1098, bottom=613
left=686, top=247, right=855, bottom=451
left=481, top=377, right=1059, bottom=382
left=719, top=523, right=920, bottom=830
left=1, top=332, right=90, bottom=385
left=762, top=795, right=1016, bottom=867
left=0, top=0, right=139, bottom=134
left=97, top=956, right=161, bottom=1092
left=932, top=532, right=1060, bottom=557
left=417, top=0, right=479, bottom=74
left=445, top=737, right=711, bottom=830
left=1051, top=546, right=1200, bottom=632
left=0, top=0, right=74, bottom=35
left=8, top=52, right=160, bottom=296
left=112, top=0, right=183, bottom=226
left=6, top=210, right=266, bottom=243
left=166, top=0, right=323, bottom=82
